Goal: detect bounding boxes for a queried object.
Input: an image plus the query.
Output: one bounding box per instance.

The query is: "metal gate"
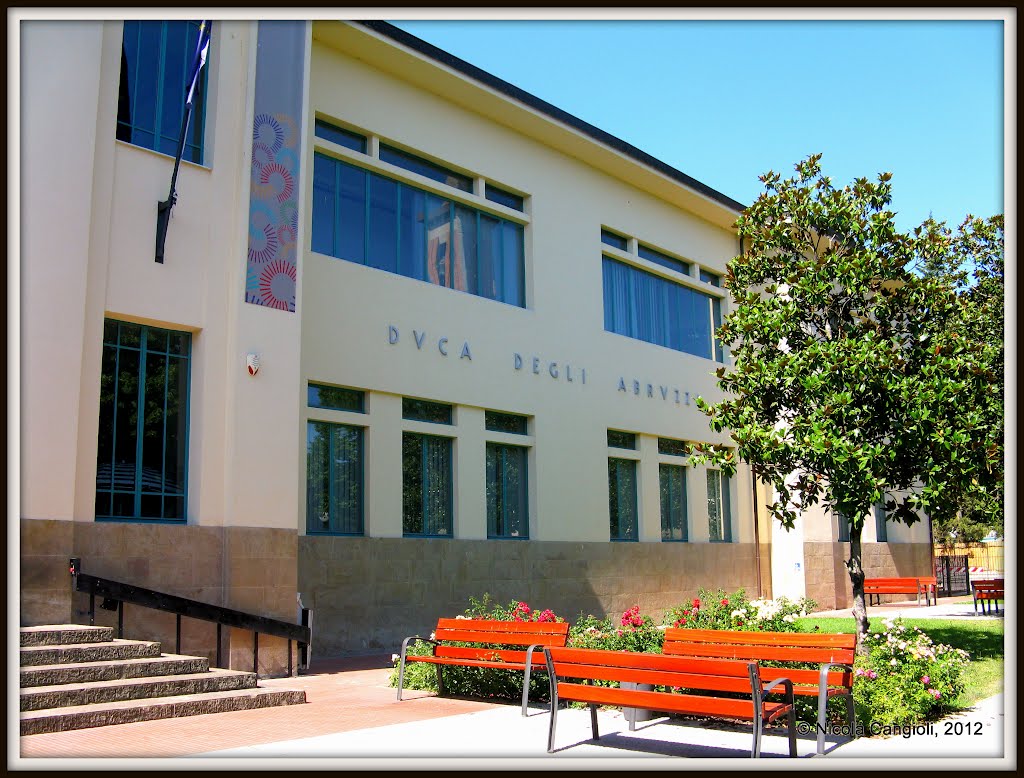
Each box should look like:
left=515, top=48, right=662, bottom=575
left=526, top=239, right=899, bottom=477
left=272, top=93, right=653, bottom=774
left=934, top=555, right=970, bottom=596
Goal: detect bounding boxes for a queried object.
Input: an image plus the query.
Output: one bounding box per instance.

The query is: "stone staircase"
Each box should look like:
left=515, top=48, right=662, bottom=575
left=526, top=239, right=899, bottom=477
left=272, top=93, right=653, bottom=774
left=20, top=624, right=306, bottom=736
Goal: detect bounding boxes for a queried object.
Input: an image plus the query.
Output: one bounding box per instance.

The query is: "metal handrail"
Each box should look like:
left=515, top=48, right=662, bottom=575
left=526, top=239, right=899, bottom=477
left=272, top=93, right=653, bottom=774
left=69, top=558, right=311, bottom=676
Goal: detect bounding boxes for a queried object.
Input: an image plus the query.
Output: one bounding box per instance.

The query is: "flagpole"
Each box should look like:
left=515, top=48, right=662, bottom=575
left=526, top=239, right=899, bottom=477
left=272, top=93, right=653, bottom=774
left=155, top=103, right=193, bottom=264
left=154, top=20, right=210, bottom=264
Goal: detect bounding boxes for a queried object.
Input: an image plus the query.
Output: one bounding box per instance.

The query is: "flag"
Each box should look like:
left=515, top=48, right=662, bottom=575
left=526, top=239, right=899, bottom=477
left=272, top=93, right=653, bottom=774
left=185, top=20, right=212, bottom=108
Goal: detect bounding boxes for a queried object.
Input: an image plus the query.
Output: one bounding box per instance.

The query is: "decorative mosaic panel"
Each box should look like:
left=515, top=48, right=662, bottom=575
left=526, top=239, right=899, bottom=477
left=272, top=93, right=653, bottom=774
left=245, top=21, right=306, bottom=312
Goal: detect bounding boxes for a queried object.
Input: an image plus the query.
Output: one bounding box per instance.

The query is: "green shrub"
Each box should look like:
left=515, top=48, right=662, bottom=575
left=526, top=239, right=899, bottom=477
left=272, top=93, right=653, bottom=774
left=853, top=616, right=971, bottom=728
left=567, top=606, right=665, bottom=654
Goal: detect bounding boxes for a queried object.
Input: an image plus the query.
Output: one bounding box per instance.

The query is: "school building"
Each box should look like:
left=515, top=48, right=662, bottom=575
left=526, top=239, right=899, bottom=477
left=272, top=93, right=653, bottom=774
left=18, top=19, right=933, bottom=675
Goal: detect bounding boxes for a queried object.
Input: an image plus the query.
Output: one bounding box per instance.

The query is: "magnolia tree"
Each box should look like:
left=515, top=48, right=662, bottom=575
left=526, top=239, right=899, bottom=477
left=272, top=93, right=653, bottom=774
left=692, top=155, right=1003, bottom=649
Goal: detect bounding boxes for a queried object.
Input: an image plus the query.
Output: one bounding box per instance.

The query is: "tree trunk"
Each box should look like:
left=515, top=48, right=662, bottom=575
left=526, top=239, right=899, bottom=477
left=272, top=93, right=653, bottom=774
left=847, top=521, right=870, bottom=655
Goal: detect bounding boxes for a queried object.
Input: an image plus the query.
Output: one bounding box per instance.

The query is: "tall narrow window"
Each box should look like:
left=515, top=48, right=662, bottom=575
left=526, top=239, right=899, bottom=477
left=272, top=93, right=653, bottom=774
left=95, top=320, right=190, bottom=521
left=873, top=503, right=888, bottom=542
left=306, top=422, right=364, bottom=535
left=608, top=458, right=638, bottom=541
left=486, top=443, right=529, bottom=539
left=837, top=512, right=851, bottom=543
left=707, top=470, right=732, bottom=542
left=117, top=20, right=209, bottom=163
left=660, top=463, right=688, bottom=541
left=402, top=432, right=453, bottom=537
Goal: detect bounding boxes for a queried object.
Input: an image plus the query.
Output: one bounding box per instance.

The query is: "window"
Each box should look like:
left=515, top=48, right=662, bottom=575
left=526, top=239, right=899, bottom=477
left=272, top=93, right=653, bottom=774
left=607, top=430, right=637, bottom=450
left=601, top=229, right=628, bottom=251
left=117, top=20, right=209, bottom=164
left=658, top=437, right=689, bottom=457
left=402, top=432, right=453, bottom=536
left=312, top=154, right=525, bottom=307
left=485, top=184, right=524, bottom=212
left=608, top=458, right=638, bottom=541
left=306, top=422, right=363, bottom=535
left=485, top=410, right=528, bottom=435
left=603, top=256, right=724, bottom=361
left=95, top=320, right=190, bottom=521
left=402, top=398, right=453, bottom=425
left=486, top=443, right=529, bottom=539
left=379, top=144, right=473, bottom=192
left=837, top=512, right=851, bottom=543
left=700, top=269, right=722, bottom=287
left=639, top=244, right=690, bottom=275
left=874, top=503, right=888, bottom=542
left=308, top=383, right=365, bottom=413
left=314, top=119, right=367, bottom=153
left=707, top=470, right=732, bottom=542
left=660, top=464, right=688, bottom=541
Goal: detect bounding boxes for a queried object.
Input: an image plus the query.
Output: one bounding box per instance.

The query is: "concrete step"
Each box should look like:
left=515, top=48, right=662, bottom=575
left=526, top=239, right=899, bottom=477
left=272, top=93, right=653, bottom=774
left=20, top=639, right=163, bottom=667
left=20, top=624, right=116, bottom=647
left=20, top=654, right=210, bottom=688
left=20, top=668, right=258, bottom=711
left=20, top=686, right=309, bottom=736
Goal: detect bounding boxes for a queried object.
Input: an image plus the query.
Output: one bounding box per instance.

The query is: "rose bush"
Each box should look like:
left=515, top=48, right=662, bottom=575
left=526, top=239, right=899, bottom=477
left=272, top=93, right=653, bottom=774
left=853, top=617, right=970, bottom=728
left=665, top=588, right=815, bottom=632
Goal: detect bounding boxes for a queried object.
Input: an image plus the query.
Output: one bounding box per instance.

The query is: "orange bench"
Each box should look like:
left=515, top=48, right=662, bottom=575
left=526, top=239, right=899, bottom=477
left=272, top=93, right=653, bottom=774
left=662, top=628, right=856, bottom=756
left=864, top=577, right=936, bottom=606
left=542, top=646, right=797, bottom=758
left=972, top=579, right=1004, bottom=615
left=396, top=618, right=570, bottom=715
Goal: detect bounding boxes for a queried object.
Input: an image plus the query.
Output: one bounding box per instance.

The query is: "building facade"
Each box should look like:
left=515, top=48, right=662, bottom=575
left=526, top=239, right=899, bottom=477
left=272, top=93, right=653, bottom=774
left=18, top=19, right=932, bottom=674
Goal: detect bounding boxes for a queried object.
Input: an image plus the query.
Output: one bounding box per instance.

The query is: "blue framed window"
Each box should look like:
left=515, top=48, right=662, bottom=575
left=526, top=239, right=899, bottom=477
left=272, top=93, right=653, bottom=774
left=608, top=457, right=638, bottom=541
left=660, top=463, right=688, bottom=542
left=402, top=398, right=452, bottom=425
left=874, top=503, right=889, bottom=542
left=607, top=430, right=637, bottom=450
left=313, top=153, right=525, bottom=307
left=485, top=184, right=524, bottom=212
left=402, top=432, right=453, bottom=537
left=306, top=422, right=364, bottom=535
left=837, top=512, right=851, bottom=543
left=603, top=256, right=724, bottom=361
left=308, top=383, right=365, bottom=413
left=707, top=470, right=732, bottom=542
left=485, top=411, right=528, bottom=435
left=95, top=320, right=190, bottom=521
left=314, top=119, right=367, bottom=153
left=601, top=229, right=628, bottom=251
left=117, top=20, right=209, bottom=164
left=639, top=243, right=690, bottom=275
left=486, top=443, right=529, bottom=539
left=658, top=437, right=689, bottom=457
left=379, top=144, right=473, bottom=192
left=700, top=269, right=722, bottom=287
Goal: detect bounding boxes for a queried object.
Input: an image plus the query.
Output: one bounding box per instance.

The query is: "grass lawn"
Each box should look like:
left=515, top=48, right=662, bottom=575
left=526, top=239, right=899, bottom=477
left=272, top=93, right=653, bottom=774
left=794, top=615, right=1005, bottom=710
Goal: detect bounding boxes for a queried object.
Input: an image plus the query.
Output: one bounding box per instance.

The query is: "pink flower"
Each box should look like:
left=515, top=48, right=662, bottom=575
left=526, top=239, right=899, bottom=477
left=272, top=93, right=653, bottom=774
left=692, top=598, right=701, bottom=609
left=930, top=689, right=941, bottom=699
left=674, top=617, right=687, bottom=627
left=921, top=676, right=930, bottom=685
left=517, top=602, right=530, bottom=612
left=721, top=599, right=729, bottom=606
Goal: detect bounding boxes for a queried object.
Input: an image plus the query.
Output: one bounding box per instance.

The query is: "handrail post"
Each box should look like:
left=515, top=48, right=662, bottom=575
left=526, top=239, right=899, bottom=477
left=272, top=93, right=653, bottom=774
left=89, top=593, right=96, bottom=627
left=216, top=623, right=223, bottom=668
left=176, top=614, right=182, bottom=654
left=117, top=600, right=124, bottom=638
left=253, top=631, right=259, bottom=675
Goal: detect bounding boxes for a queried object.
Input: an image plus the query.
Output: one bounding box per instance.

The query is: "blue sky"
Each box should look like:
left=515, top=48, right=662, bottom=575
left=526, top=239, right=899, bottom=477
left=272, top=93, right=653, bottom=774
left=390, top=17, right=1006, bottom=232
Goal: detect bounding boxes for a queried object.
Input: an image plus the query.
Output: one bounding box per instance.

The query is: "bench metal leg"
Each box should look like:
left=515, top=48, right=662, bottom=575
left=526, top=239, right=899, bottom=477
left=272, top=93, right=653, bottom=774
left=589, top=703, right=599, bottom=741
left=546, top=684, right=560, bottom=753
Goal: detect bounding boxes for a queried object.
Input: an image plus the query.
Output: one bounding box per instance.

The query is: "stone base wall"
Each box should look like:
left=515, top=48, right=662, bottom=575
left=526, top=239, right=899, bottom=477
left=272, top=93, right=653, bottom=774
left=298, top=537, right=765, bottom=658
left=19, top=519, right=299, bottom=677
left=804, top=541, right=933, bottom=610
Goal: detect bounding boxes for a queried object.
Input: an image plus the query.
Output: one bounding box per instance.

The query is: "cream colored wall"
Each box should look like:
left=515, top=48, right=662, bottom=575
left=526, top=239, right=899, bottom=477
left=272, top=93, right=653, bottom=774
left=300, top=40, right=750, bottom=545
left=22, top=21, right=303, bottom=532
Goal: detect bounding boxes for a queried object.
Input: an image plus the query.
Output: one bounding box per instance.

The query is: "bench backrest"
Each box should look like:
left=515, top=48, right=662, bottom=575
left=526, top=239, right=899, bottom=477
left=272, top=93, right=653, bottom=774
left=662, top=628, right=855, bottom=690
left=432, top=618, right=570, bottom=664
left=545, top=646, right=759, bottom=697
left=864, top=577, right=922, bottom=584
left=973, top=580, right=1004, bottom=593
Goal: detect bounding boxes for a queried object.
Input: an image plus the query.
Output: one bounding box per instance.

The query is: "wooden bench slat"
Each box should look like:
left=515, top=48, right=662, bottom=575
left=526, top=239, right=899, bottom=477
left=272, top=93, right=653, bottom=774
left=435, top=618, right=570, bottom=636
left=431, top=645, right=540, bottom=664
left=548, top=662, right=757, bottom=695
left=433, top=628, right=567, bottom=646
left=669, top=628, right=855, bottom=648
left=664, top=641, right=854, bottom=664
left=556, top=681, right=787, bottom=721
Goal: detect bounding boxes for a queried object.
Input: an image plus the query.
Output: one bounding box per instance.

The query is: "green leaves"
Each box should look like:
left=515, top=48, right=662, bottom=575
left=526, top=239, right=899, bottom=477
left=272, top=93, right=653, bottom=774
left=698, top=154, right=1003, bottom=635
